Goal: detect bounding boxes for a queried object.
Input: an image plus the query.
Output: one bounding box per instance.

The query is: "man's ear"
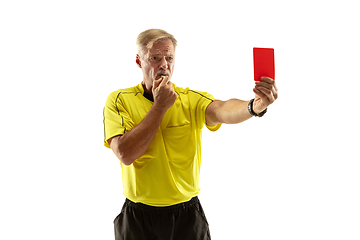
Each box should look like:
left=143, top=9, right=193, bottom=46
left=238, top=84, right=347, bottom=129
left=136, top=54, right=142, bottom=68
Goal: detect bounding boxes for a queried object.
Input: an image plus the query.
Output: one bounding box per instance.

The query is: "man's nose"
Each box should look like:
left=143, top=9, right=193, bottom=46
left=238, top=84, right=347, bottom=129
left=159, top=56, right=168, bottom=69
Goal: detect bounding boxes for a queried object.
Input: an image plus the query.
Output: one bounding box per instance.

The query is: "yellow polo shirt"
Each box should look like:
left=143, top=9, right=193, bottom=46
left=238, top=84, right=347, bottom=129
left=103, top=82, right=221, bottom=206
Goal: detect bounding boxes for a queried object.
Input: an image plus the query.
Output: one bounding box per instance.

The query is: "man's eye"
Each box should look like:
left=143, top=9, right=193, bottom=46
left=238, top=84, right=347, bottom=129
left=151, top=57, right=157, bottom=60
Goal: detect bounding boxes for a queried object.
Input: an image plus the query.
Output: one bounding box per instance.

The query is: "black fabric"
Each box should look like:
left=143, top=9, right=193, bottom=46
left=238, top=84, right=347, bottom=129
left=114, top=197, right=211, bottom=240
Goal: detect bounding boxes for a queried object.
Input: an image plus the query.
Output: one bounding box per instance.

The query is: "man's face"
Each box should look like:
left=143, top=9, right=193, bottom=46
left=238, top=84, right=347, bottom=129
left=137, top=39, right=175, bottom=91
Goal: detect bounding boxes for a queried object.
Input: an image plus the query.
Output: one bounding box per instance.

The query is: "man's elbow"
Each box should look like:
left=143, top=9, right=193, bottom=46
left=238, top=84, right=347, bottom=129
left=118, top=153, right=134, bottom=166
left=109, top=136, right=135, bottom=166
left=115, top=149, right=135, bottom=166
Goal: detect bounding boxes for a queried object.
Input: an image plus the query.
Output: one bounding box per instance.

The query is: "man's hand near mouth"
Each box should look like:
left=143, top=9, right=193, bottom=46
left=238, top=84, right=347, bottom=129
left=152, top=75, right=177, bottom=110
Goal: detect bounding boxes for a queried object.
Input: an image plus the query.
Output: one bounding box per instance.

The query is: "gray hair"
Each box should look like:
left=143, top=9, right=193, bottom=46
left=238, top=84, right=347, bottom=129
left=136, top=29, right=177, bottom=58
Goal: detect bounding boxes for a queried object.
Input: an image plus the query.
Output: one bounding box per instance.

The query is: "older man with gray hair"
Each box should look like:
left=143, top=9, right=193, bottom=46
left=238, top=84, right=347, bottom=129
left=103, top=29, right=278, bottom=240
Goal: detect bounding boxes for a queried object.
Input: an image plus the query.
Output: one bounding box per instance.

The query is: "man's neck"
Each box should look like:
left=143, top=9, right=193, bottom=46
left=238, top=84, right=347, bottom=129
left=142, top=82, right=154, bottom=102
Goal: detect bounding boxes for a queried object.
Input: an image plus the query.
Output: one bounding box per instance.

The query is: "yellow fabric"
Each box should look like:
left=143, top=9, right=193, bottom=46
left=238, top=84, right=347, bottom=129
left=103, top=82, right=221, bottom=206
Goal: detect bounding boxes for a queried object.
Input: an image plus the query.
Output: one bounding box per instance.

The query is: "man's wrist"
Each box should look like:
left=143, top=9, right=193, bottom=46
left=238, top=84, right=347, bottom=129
left=151, top=102, right=169, bottom=115
left=248, top=99, right=267, bottom=117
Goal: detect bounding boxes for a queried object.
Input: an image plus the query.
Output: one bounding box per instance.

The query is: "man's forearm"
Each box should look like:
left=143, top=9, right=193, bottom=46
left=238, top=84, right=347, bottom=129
left=113, top=104, right=167, bottom=165
left=219, top=99, right=253, bottom=124
left=207, top=99, right=253, bottom=125
left=112, top=76, right=177, bottom=165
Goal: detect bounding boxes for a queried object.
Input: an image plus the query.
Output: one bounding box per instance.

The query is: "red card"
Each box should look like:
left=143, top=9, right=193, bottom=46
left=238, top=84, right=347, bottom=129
left=253, top=47, right=275, bottom=81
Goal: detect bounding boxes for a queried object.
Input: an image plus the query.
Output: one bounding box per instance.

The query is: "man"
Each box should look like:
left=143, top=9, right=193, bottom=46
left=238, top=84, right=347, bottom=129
left=103, top=29, right=278, bottom=240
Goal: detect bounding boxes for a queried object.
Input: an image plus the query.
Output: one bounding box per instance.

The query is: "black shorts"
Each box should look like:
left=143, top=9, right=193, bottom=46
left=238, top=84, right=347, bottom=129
left=114, top=196, right=211, bottom=240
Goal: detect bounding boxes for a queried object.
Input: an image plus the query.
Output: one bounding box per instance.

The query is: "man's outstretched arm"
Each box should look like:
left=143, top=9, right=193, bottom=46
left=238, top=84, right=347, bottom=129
left=205, top=77, right=278, bottom=126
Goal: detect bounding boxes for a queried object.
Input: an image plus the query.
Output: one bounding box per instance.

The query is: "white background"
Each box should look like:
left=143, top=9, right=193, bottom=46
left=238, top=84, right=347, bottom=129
left=1, top=0, right=359, bottom=239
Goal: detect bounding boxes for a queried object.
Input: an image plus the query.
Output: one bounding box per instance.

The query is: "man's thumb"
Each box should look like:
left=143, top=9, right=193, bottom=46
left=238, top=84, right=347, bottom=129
left=153, top=78, right=163, bottom=90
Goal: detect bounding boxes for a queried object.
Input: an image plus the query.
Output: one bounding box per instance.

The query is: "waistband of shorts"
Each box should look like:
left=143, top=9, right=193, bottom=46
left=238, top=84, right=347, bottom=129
left=124, top=196, right=199, bottom=213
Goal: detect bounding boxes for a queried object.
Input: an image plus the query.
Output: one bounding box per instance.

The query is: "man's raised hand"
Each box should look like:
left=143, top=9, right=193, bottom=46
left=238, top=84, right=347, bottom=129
left=252, top=76, right=278, bottom=114
left=152, top=76, right=177, bottom=110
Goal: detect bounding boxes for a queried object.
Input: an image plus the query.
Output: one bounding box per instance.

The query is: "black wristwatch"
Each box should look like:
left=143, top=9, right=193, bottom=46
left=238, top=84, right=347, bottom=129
left=248, top=99, right=267, bottom=117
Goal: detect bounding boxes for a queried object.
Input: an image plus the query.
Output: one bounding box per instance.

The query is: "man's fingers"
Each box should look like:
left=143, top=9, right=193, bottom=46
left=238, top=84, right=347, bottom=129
left=160, top=76, right=170, bottom=85
left=254, top=86, right=275, bottom=104
left=256, top=78, right=274, bottom=89
left=158, top=76, right=172, bottom=90
left=260, top=76, right=274, bottom=84
left=153, top=77, right=163, bottom=88
left=255, top=85, right=271, bottom=96
left=256, top=77, right=278, bottom=101
left=253, top=77, right=278, bottom=113
left=273, top=81, right=278, bottom=99
left=255, top=82, right=272, bottom=91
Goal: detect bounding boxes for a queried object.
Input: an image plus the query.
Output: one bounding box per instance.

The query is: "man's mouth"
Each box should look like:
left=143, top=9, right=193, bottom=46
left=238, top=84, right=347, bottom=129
left=156, top=73, right=168, bottom=80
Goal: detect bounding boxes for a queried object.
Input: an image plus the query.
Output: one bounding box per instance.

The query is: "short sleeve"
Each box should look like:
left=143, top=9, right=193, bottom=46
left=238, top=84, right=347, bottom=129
left=103, top=91, right=135, bottom=148
left=190, top=90, right=222, bottom=131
